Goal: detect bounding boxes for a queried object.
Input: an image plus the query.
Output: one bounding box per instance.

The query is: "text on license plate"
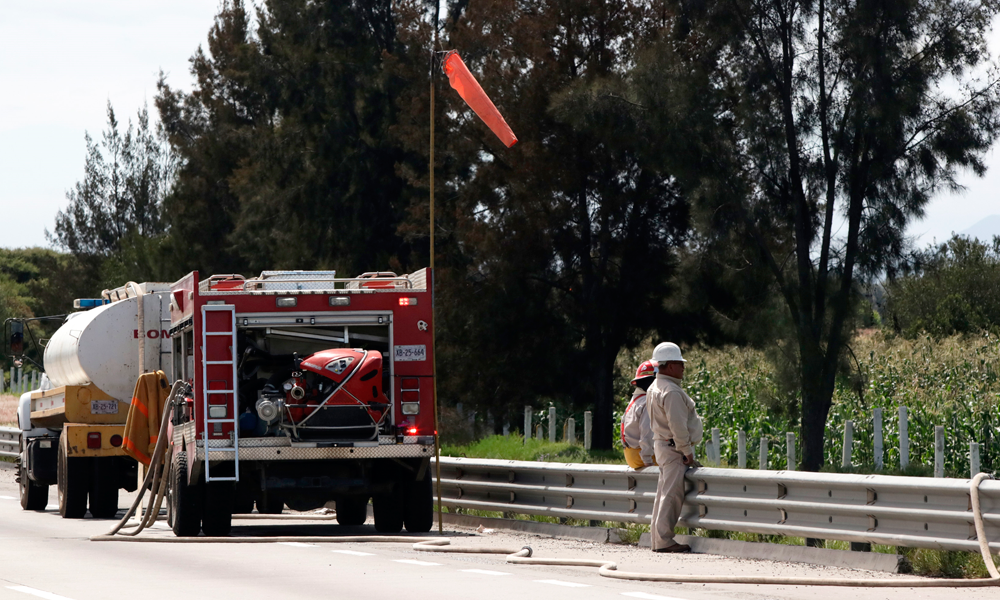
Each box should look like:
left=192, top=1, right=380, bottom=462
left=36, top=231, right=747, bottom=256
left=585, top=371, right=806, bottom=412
left=90, top=400, right=118, bottom=415
left=394, top=345, right=427, bottom=362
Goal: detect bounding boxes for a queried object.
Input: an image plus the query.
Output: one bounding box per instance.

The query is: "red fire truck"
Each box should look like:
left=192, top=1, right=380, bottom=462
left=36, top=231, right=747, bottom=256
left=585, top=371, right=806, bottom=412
left=166, top=269, right=436, bottom=536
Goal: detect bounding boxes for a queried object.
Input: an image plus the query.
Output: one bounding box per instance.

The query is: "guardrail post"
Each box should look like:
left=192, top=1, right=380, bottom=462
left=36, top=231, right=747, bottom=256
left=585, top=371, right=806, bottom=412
left=786, top=432, right=796, bottom=471
left=970, top=442, right=980, bottom=476
left=899, top=406, right=909, bottom=469
left=934, top=426, right=944, bottom=478
left=548, top=406, right=556, bottom=443
left=759, top=437, right=768, bottom=470
left=842, top=420, right=854, bottom=469
left=584, top=411, right=592, bottom=450
left=566, top=417, right=576, bottom=443
left=711, top=427, right=721, bottom=465
left=737, top=430, right=746, bottom=468
left=873, top=408, right=883, bottom=471
left=524, top=406, right=531, bottom=445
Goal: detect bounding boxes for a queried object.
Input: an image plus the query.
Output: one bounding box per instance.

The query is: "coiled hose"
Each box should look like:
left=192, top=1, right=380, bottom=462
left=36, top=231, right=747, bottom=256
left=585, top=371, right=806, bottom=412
left=95, top=384, right=999, bottom=587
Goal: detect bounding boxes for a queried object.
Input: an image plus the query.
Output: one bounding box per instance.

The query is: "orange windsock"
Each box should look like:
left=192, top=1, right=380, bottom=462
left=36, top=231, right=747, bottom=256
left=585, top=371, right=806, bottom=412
left=443, top=51, right=517, bottom=148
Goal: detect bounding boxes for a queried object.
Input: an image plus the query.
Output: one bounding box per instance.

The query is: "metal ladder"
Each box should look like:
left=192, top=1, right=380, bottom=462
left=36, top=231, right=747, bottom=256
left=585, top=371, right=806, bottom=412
left=201, top=304, right=240, bottom=483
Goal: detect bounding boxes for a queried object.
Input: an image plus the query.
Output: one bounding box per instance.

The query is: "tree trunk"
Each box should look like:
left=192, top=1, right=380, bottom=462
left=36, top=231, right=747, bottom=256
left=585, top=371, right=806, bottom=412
left=591, top=352, right=615, bottom=450
left=799, top=348, right=835, bottom=471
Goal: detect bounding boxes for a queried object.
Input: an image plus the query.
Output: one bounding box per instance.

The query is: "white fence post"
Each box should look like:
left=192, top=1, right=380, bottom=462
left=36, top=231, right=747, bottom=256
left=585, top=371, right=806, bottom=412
left=786, top=432, right=796, bottom=471
left=566, top=418, right=576, bottom=443
left=709, top=427, right=720, bottom=465
left=970, top=442, right=981, bottom=477
left=873, top=408, right=883, bottom=471
left=535, top=424, right=543, bottom=440
left=31, top=370, right=38, bottom=391
left=7, top=368, right=12, bottom=395
left=759, top=437, right=768, bottom=470
left=842, top=420, right=854, bottom=469
left=737, top=430, right=747, bottom=469
left=584, top=411, right=592, bottom=450
left=523, top=406, right=531, bottom=445
left=548, top=407, right=556, bottom=443
left=16, top=367, right=22, bottom=394
left=899, top=406, right=909, bottom=469
left=934, top=426, right=944, bottom=478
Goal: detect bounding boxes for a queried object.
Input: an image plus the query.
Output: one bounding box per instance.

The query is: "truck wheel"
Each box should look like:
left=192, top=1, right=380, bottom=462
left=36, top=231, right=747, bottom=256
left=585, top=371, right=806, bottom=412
left=89, top=458, right=120, bottom=519
left=336, top=496, right=369, bottom=526
left=404, top=472, right=433, bottom=533
left=373, top=488, right=403, bottom=533
left=57, top=440, right=89, bottom=519
left=19, top=451, right=49, bottom=511
left=170, top=451, right=202, bottom=537
left=201, top=481, right=234, bottom=536
left=255, top=492, right=284, bottom=515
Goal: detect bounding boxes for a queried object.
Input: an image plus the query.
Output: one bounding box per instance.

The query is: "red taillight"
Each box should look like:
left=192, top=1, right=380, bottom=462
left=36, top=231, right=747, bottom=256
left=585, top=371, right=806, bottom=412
left=110, top=434, right=123, bottom=447
left=402, top=390, right=419, bottom=402
left=407, top=427, right=418, bottom=435
left=87, top=432, right=101, bottom=449
left=398, top=297, right=417, bottom=306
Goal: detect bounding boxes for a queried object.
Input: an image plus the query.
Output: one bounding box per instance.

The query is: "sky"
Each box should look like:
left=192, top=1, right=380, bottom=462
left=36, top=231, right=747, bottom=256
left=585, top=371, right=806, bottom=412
left=1, top=3, right=998, bottom=252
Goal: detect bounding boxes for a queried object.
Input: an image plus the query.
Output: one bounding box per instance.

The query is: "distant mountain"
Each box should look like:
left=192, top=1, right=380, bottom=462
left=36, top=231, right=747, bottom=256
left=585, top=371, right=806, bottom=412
left=960, top=215, right=1000, bottom=242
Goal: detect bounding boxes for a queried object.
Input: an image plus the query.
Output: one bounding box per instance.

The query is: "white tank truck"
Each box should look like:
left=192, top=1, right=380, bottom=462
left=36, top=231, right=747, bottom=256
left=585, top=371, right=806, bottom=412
left=14, top=282, right=171, bottom=518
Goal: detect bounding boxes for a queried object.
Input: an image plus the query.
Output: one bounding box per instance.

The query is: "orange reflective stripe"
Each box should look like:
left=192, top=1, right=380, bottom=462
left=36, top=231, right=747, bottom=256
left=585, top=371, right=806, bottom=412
left=131, top=396, right=148, bottom=418
left=149, top=434, right=158, bottom=444
left=123, top=436, right=151, bottom=465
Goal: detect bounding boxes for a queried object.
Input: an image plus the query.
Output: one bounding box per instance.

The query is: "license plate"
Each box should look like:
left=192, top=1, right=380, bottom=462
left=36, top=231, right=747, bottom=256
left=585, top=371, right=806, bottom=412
left=394, top=344, right=427, bottom=362
left=90, top=400, right=118, bottom=415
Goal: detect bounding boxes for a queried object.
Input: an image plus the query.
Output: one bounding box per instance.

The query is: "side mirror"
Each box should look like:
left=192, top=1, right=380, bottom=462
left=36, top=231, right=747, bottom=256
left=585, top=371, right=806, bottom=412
left=10, top=321, right=23, bottom=356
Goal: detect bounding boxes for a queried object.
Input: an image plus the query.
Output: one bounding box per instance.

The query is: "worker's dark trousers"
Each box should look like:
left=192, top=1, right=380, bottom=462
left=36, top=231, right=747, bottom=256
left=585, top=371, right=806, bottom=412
left=651, top=441, right=687, bottom=550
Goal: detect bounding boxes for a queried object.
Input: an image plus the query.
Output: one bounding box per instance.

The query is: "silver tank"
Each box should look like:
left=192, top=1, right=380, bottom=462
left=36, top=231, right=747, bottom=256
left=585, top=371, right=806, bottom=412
left=44, top=284, right=172, bottom=401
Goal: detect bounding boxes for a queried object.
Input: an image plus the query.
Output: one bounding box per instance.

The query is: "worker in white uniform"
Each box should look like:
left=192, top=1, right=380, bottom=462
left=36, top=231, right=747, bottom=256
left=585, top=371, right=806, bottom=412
left=621, top=360, right=657, bottom=469
left=647, top=342, right=703, bottom=553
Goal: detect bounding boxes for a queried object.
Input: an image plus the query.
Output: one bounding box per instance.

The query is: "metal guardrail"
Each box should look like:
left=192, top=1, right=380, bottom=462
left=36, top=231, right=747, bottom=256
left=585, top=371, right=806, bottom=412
left=0, top=426, right=20, bottom=459
left=434, top=456, right=1000, bottom=554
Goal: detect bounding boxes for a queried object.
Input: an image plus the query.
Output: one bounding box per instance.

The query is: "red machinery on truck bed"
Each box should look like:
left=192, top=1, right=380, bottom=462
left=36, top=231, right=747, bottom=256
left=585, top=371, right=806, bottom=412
left=166, top=269, right=436, bottom=536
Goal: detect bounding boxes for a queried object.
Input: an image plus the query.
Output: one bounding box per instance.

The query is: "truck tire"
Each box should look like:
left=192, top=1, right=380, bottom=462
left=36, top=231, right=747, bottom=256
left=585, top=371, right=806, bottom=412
left=404, top=472, right=433, bottom=533
left=255, top=492, right=284, bottom=515
left=19, top=451, right=49, bottom=511
left=89, top=458, right=120, bottom=519
left=202, top=481, right=234, bottom=537
left=336, top=496, right=369, bottom=526
left=170, top=451, right=202, bottom=537
left=373, top=488, right=404, bottom=533
left=57, top=440, right=89, bottom=519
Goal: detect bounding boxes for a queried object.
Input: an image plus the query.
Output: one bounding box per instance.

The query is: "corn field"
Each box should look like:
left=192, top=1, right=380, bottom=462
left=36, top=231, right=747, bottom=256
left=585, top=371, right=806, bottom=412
left=615, top=332, right=1000, bottom=476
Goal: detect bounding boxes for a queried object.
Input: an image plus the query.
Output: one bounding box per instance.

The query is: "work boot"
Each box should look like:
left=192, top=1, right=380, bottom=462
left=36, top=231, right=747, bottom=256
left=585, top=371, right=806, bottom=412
left=653, top=543, right=691, bottom=553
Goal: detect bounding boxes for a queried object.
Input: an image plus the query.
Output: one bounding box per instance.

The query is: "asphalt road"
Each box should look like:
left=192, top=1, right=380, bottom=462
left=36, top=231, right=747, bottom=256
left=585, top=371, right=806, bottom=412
left=0, top=462, right=993, bottom=600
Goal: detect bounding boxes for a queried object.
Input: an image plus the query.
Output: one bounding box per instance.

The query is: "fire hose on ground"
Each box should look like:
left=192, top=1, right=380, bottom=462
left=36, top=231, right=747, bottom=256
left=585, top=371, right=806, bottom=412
left=94, top=382, right=999, bottom=588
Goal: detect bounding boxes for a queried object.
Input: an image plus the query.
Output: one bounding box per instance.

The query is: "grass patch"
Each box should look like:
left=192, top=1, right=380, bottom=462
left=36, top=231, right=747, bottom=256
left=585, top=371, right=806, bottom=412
left=442, top=434, right=621, bottom=464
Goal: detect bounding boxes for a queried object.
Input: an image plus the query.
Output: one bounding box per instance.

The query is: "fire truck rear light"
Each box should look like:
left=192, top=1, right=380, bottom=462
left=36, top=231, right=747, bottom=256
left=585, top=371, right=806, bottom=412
left=407, top=427, right=418, bottom=435
left=329, top=296, right=351, bottom=306
left=110, top=434, right=123, bottom=447
left=401, top=402, right=420, bottom=415
left=398, top=297, right=417, bottom=306
left=208, top=406, right=227, bottom=419
left=401, top=390, right=419, bottom=402
left=87, top=432, right=101, bottom=449
left=276, top=297, right=297, bottom=307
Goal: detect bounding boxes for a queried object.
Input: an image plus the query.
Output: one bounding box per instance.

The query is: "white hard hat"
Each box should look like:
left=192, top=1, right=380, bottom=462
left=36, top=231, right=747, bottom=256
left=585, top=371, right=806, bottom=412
left=651, top=342, right=686, bottom=365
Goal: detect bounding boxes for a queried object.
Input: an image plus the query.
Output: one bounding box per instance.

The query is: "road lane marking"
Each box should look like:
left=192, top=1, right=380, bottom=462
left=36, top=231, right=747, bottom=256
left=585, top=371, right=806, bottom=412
left=534, top=580, right=590, bottom=588
left=461, top=569, right=511, bottom=576
left=622, top=593, right=690, bottom=600
left=332, top=550, right=376, bottom=556
left=277, top=542, right=317, bottom=548
left=393, top=559, right=441, bottom=566
left=7, top=585, right=76, bottom=600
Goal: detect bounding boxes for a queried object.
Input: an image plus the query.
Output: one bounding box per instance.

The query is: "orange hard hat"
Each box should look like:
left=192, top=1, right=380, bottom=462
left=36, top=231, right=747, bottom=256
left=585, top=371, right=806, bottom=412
left=630, top=360, right=656, bottom=385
